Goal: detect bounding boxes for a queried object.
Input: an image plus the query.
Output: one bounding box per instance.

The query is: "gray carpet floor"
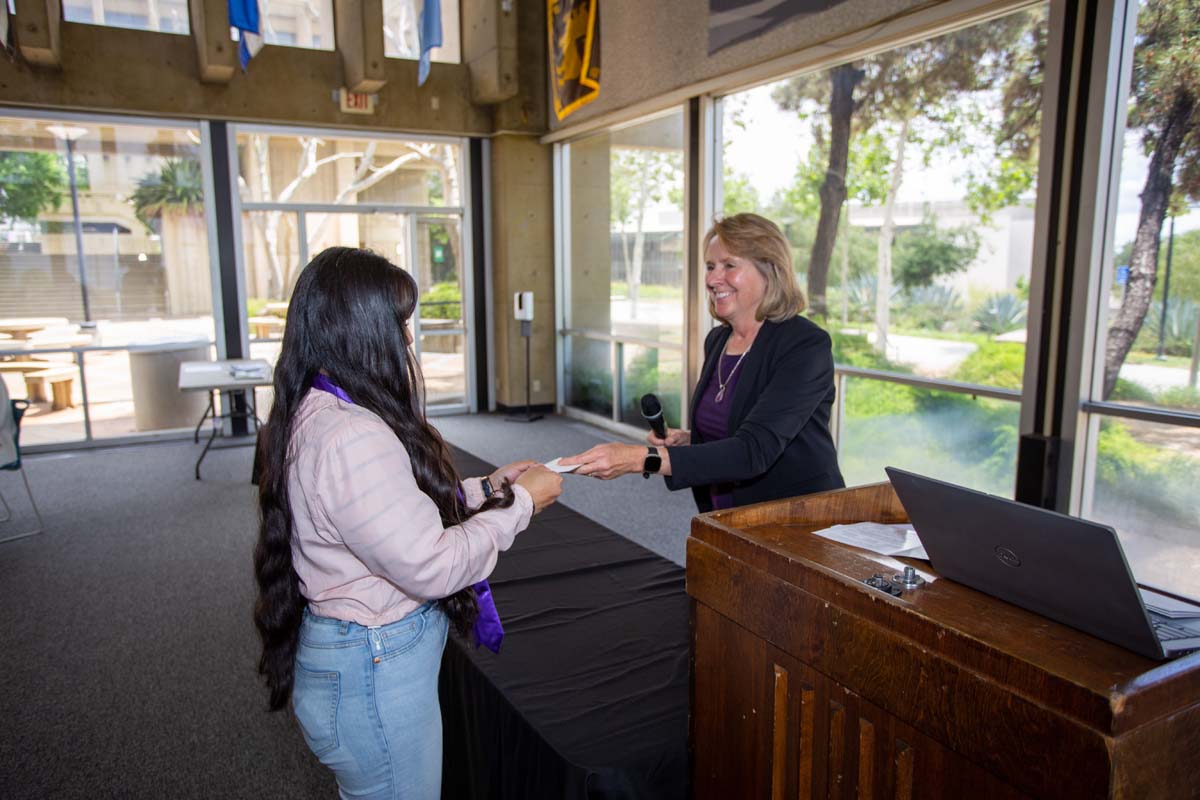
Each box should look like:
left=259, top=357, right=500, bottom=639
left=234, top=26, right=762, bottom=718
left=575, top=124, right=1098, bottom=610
left=0, top=412, right=699, bottom=798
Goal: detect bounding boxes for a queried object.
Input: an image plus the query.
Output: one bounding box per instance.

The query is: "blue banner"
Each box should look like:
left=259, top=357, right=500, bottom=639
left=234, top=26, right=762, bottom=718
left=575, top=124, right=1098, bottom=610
left=229, top=0, right=263, bottom=70
left=419, top=0, right=443, bottom=86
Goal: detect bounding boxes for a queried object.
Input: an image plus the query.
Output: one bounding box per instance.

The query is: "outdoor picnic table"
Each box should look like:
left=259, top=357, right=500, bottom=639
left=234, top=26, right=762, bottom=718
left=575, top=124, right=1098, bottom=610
left=0, top=317, right=70, bottom=340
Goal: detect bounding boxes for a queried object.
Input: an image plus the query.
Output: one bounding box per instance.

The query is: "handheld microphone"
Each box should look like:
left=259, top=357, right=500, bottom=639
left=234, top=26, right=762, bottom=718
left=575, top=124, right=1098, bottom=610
left=640, top=394, right=668, bottom=440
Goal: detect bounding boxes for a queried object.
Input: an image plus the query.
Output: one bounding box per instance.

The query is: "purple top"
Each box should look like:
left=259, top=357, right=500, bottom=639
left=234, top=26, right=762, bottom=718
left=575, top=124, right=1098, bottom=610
left=692, top=352, right=746, bottom=510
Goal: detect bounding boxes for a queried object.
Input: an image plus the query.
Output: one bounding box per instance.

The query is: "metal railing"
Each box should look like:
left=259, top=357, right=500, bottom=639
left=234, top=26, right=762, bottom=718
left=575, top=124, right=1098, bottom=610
left=1, top=340, right=217, bottom=450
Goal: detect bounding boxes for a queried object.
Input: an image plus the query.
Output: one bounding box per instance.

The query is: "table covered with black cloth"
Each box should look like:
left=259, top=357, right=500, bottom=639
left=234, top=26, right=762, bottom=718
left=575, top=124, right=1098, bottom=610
left=440, top=448, right=689, bottom=800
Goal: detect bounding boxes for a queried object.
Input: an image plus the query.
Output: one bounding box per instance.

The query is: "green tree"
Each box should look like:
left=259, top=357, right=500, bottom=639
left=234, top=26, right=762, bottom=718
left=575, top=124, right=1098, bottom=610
left=770, top=7, right=1044, bottom=330
left=610, top=148, right=683, bottom=316
left=1104, top=0, right=1200, bottom=397
left=1116, top=226, right=1200, bottom=305
left=0, top=151, right=66, bottom=222
left=129, top=158, right=204, bottom=231
left=722, top=166, right=759, bottom=216
left=892, top=212, right=981, bottom=290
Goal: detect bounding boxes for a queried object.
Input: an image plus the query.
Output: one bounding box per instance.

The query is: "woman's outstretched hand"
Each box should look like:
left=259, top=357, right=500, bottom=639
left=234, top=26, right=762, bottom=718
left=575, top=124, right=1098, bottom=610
left=514, top=466, right=563, bottom=513
left=559, top=443, right=647, bottom=480
left=647, top=428, right=689, bottom=448
left=489, top=460, right=539, bottom=486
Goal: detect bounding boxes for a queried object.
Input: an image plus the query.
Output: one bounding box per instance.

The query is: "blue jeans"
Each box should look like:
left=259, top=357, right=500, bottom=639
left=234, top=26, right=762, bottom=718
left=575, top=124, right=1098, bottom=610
left=293, top=603, right=450, bottom=800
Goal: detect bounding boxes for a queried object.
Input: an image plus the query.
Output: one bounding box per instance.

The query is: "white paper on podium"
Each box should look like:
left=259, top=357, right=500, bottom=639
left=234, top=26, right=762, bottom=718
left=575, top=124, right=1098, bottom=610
left=811, top=522, right=929, bottom=561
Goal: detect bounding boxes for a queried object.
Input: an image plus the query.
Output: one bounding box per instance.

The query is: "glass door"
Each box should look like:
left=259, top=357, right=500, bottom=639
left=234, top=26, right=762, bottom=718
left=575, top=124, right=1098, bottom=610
left=412, top=216, right=469, bottom=410
left=246, top=209, right=472, bottom=413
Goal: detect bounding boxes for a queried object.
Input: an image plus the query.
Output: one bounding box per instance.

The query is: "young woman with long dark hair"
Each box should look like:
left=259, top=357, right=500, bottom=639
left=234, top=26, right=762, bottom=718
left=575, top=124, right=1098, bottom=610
left=254, top=247, right=562, bottom=798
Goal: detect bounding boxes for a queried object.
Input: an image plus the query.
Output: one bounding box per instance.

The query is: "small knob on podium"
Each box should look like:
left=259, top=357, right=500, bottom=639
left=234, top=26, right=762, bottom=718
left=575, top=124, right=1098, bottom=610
left=893, top=565, right=926, bottom=589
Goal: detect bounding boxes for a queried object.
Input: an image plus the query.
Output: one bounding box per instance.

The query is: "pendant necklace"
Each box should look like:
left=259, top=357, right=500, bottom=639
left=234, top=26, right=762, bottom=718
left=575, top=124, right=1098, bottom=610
left=715, top=343, right=750, bottom=403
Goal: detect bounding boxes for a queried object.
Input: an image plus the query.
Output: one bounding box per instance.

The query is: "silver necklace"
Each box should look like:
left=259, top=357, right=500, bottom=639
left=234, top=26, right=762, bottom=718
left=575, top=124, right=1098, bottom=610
left=715, top=343, right=750, bottom=403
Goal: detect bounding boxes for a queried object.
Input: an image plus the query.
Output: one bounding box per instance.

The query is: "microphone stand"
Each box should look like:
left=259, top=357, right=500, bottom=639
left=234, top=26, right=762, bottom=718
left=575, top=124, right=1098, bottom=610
left=506, top=320, right=543, bottom=423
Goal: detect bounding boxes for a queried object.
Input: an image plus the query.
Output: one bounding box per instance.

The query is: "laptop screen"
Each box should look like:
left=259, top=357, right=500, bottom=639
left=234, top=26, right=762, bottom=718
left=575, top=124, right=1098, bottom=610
left=885, top=467, right=1163, bottom=660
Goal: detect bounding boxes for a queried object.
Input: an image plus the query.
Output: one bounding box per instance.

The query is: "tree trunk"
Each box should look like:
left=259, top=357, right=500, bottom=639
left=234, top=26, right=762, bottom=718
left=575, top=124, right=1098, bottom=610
left=840, top=211, right=850, bottom=325
left=1190, top=306, right=1199, bottom=389
left=1103, top=94, right=1193, bottom=398
left=630, top=164, right=650, bottom=319
left=875, top=116, right=910, bottom=357
left=808, top=63, right=864, bottom=318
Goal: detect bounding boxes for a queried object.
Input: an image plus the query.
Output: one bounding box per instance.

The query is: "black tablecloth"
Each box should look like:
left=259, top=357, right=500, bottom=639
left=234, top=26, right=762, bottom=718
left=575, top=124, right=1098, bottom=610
left=441, top=448, right=690, bottom=800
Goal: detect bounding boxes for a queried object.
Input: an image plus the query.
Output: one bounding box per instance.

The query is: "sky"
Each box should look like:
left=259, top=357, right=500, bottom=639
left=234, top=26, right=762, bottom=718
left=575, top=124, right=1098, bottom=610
left=722, top=83, right=1200, bottom=253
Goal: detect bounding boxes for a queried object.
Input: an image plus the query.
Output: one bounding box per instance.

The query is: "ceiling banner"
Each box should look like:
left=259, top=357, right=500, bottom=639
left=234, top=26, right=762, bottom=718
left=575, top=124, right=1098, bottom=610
left=549, top=0, right=601, bottom=121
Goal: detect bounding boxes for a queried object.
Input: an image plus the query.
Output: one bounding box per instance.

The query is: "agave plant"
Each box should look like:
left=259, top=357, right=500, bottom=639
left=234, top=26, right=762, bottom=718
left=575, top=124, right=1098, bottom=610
left=900, top=284, right=965, bottom=330
left=130, top=158, right=204, bottom=231
left=1142, top=299, right=1198, bottom=357
left=843, top=275, right=903, bottom=321
left=972, top=292, right=1027, bottom=335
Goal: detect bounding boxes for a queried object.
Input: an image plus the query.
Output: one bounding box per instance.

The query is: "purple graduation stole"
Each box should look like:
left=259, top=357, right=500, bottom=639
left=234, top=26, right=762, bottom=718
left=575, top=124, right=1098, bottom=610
left=312, top=373, right=505, bottom=653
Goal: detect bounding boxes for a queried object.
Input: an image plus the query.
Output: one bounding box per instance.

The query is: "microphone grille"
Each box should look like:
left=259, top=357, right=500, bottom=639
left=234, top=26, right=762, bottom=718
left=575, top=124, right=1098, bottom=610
left=640, top=393, right=662, bottom=416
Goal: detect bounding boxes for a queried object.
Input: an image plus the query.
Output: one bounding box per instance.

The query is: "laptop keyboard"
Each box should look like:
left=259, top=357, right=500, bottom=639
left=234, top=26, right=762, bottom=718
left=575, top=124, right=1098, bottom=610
left=1154, top=621, right=1199, bottom=642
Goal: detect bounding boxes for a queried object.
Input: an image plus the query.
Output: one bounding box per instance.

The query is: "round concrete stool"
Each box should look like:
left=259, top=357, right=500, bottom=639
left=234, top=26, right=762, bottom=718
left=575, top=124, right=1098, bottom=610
left=128, top=336, right=211, bottom=431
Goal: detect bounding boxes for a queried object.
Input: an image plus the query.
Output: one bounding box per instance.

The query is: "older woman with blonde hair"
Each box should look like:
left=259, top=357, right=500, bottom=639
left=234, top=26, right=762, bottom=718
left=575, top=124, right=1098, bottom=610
left=562, top=213, right=844, bottom=511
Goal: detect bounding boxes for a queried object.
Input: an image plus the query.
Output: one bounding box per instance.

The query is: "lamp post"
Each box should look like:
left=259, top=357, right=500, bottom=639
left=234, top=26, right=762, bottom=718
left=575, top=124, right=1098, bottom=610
left=46, top=124, right=95, bottom=330
left=1156, top=214, right=1175, bottom=360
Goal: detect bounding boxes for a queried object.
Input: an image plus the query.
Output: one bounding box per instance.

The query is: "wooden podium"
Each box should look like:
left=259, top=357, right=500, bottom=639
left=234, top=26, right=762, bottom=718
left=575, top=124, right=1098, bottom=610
left=687, top=483, right=1200, bottom=799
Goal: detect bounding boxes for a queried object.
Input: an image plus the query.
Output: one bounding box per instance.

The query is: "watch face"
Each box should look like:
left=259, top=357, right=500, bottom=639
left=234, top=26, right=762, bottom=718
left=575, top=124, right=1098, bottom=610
left=644, top=454, right=663, bottom=473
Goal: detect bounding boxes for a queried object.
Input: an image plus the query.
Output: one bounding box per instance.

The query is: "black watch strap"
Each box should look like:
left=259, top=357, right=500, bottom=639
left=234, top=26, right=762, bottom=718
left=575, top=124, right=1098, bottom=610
left=642, top=446, right=662, bottom=479
left=481, top=476, right=494, bottom=498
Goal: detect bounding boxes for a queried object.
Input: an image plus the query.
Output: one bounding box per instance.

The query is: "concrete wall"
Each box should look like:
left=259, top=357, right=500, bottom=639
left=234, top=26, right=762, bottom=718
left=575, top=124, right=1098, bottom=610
left=0, top=21, right=493, bottom=135
left=549, top=0, right=939, bottom=130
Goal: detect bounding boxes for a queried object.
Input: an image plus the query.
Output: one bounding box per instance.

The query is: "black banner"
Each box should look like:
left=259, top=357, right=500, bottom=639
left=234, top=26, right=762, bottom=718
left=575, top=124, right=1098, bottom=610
left=549, top=0, right=600, bottom=121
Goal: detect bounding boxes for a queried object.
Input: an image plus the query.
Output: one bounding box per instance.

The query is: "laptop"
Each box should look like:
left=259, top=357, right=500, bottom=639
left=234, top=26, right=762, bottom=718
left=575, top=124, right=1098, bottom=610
left=885, top=466, right=1200, bottom=660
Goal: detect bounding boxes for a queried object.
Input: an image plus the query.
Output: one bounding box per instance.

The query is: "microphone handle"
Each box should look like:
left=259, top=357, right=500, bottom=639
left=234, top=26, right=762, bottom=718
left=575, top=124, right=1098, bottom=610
left=646, top=412, right=667, bottom=440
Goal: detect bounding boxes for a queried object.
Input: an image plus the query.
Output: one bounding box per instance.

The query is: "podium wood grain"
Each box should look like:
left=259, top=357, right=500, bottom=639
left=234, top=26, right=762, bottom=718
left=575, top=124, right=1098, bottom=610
left=687, top=483, right=1200, bottom=799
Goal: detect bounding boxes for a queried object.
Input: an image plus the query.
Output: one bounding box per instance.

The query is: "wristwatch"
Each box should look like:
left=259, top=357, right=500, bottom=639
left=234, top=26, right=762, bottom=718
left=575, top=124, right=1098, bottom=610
left=481, top=476, right=495, bottom=499
left=642, top=446, right=662, bottom=479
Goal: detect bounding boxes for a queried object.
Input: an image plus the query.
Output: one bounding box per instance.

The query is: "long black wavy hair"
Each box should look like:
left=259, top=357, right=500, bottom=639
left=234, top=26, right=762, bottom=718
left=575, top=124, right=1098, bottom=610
left=254, top=246, right=512, bottom=711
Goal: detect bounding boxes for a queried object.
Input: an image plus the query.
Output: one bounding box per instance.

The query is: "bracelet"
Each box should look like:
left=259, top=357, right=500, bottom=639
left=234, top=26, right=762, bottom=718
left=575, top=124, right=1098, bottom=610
left=481, top=476, right=495, bottom=499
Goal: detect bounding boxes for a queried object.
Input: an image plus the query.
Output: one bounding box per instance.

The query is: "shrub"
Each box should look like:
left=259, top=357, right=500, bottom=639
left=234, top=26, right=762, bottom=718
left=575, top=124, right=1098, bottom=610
left=894, top=285, right=965, bottom=331
left=831, top=331, right=907, bottom=371
left=419, top=282, right=462, bottom=320
left=951, top=342, right=1025, bottom=390
left=1156, top=385, right=1200, bottom=410
left=621, top=349, right=682, bottom=428
left=1107, top=378, right=1156, bottom=404
left=1094, top=419, right=1200, bottom=526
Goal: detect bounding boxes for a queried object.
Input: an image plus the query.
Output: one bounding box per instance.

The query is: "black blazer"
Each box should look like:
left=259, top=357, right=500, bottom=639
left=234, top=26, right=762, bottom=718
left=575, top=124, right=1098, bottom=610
left=664, top=315, right=844, bottom=512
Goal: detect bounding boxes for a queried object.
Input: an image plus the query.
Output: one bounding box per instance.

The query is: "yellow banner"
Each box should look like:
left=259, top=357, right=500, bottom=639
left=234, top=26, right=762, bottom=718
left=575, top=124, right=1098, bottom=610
left=548, top=0, right=600, bottom=121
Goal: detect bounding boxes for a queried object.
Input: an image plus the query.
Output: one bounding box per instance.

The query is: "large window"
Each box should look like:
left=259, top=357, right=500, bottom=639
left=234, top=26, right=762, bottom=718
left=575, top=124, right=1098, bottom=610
left=0, top=114, right=215, bottom=446
left=255, top=0, right=335, bottom=50
left=1080, top=0, right=1200, bottom=598
left=383, top=0, right=461, bottom=64
left=560, top=110, right=687, bottom=429
left=235, top=128, right=471, bottom=411
left=63, top=0, right=190, bottom=34
left=717, top=5, right=1047, bottom=493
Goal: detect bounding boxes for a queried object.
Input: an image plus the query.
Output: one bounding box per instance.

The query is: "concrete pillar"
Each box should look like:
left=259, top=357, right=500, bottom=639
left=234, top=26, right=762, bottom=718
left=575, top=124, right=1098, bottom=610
left=334, top=0, right=387, bottom=93
left=490, top=134, right=554, bottom=408
left=462, top=0, right=517, bottom=104
left=188, top=0, right=235, bottom=83
left=15, top=0, right=62, bottom=68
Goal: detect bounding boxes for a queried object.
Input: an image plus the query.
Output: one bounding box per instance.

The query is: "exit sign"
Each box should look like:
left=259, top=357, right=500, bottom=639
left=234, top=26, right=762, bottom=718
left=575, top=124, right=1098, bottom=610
left=339, top=89, right=376, bottom=115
